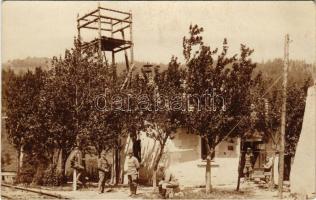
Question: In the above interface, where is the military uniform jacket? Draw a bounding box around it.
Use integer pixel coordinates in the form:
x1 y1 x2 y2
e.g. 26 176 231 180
98 157 110 173
126 156 140 175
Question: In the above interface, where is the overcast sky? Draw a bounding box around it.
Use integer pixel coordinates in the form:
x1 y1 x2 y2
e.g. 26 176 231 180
2 1 315 64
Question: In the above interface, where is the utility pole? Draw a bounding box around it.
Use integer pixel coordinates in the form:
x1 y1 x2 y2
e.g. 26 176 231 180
278 34 289 198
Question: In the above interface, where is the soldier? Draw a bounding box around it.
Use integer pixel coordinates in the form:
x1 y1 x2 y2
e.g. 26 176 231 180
158 164 179 198
125 149 140 197
70 146 87 188
243 147 254 181
97 150 110 194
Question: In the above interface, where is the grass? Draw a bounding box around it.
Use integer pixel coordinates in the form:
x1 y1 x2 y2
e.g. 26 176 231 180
139 187 256 199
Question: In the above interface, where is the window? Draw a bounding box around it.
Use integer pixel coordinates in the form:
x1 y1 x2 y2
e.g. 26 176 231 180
228 145 234 151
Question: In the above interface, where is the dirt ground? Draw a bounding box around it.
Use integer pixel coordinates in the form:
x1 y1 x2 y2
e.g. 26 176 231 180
1 186 55 199
3 180 312 200
4 181 300 200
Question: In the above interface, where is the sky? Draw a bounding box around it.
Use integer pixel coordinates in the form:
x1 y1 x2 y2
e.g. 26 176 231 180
2 1 315 64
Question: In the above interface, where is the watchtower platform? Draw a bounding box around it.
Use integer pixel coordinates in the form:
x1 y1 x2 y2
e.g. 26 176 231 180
77 3 133 69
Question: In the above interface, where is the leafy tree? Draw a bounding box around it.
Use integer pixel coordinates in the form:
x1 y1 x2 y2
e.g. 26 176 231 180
4 67 47 181
182 24 257 192
247 59 313 184
141 57 186 187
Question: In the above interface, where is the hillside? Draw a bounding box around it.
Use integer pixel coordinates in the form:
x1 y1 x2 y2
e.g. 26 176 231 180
2 57 169 75
2 57 52 73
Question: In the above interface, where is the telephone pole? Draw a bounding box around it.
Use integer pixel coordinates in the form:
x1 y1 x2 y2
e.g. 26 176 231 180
278 34 290 198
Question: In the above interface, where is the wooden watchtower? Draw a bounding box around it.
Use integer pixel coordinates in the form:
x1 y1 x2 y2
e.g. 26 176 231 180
77 3 134 72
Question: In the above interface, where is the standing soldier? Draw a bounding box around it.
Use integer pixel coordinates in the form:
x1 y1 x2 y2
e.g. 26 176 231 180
98 150 110 194
125 149 140 197
243 147 254 181
70 146 87 188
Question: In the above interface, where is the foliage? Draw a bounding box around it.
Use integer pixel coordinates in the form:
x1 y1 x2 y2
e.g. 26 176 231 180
143 56 186 171
253 59 313 156
42 164 64 186
2 22 313 188
183 24 257 154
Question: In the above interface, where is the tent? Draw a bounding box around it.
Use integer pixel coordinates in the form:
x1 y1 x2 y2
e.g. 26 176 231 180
290 85 316 196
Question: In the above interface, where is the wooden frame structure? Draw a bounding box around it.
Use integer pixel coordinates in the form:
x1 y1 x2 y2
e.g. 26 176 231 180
77 3 134 69
73 4 134 188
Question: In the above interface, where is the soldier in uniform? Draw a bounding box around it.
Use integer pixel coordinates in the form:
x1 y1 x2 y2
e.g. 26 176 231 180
243 147 254 181
97 150 110 194
158 164 179 198
125 149 140 197
70 146 87 188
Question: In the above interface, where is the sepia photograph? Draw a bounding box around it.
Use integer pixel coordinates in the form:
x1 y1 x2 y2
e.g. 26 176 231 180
1 1 316 199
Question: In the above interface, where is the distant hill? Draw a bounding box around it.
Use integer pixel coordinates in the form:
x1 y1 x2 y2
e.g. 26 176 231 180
2 57 169 75
2 57 52 73
255 58 314 83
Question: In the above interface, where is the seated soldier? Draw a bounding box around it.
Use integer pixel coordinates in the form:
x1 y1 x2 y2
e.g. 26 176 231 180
263 156 273 183
157 164 179 198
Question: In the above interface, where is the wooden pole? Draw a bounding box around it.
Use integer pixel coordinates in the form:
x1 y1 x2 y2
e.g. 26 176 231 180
77 13 81 41
128 11 134 88
73 169 77 191
19 145 24 173
110 19 113 37
120 30 130 71
112 51 116 81
77 13 82 58
98 2 102 63
278 34 289 199
129 11 134 65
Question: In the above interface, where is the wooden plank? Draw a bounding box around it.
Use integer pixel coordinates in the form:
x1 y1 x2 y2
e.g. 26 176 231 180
89 14 114 24
80 18 111 25
77 9 98 21
81 39 98 47
114 45 131 53
78 18 98 29
113 24 130 34
99 6 131 16
113 16 130 26
83 26 111 32
95 14 131 24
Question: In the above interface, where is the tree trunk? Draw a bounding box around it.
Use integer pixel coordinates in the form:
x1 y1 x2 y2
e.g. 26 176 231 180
115 147 120 184
109 138 121 184
60 149 69 183
153 170 158 189
82 150 86 170
19 145 24 171
236 139 243 191
16 146 21 183
121 136 131 184
152 144 165 189
110 147 116 185
54 148 61 171
270 153 276 189
205 157 212 193
205 148 213 193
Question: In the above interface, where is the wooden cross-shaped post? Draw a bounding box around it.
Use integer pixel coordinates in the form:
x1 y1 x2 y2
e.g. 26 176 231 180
73 169 77 191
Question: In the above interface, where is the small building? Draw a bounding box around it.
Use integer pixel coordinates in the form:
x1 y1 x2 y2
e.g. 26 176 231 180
1 171 17 184
124 128 241 187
